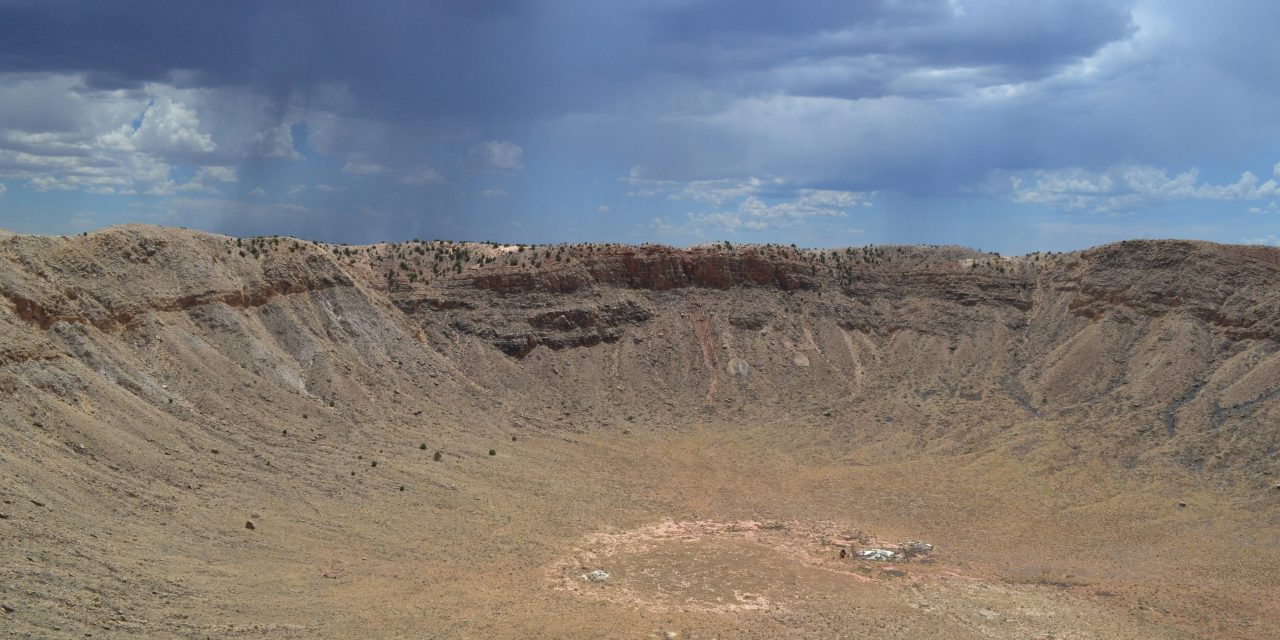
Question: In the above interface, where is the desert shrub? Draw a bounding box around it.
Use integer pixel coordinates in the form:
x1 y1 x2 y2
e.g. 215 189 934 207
433 451 442 461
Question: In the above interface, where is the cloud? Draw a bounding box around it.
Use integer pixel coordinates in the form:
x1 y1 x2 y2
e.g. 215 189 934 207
1242 235 1280 246
196 166 237 183
687 210 767 232
287 184 306 196
629 175 779 206
400 166 445 185
0 182 6 197
611 94 942 189
597 204 610 213
145 170 226 196
342 161 388 175
99 96 216 155
248 122 299 159
637 176 872 235
649 216 696 238
18 149 177 195
248 187 266 197
689 189 868 232
471 140 524 171
315 183 339 192
0 3 1277 248
994 161 1280 212
0 77 242 198
0 73 93 134
480 188 506 197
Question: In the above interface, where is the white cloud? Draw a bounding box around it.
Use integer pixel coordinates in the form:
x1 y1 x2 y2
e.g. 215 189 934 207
248 122 299 159
400 166 445 185
629 176 780 206
638 176 872 235
196 166 237 183
342 161 388 175
687 211 763 232
248 187 266 197
597 204 610 213
0 183 6 197
99 96 216 155
287 184 306 196
1242 235 1280 247
650 215 698 238
146 173 223 196
20 150 175 195
146 181 179 196
480 188 506 197
995 161 1280 212
315 183 339 192
0 77 240 198
690 189 868 232
472 140 524 171
278 203 307 213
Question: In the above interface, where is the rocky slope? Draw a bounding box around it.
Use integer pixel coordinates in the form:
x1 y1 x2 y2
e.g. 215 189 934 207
360 234 1280 484
2 224 1279 639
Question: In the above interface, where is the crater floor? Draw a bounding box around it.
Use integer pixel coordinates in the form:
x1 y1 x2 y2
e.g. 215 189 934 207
3 226 1279 638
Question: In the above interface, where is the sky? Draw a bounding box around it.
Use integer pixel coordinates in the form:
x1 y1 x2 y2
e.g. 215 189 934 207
0 1 1277 253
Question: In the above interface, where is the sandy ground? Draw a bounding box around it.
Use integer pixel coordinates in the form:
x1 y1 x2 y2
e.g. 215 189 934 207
5 415 1277 639
2 226 1279 638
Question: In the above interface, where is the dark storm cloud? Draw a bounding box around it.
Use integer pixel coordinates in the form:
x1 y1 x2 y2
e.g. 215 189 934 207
1 1 1277 250
645 1 1133 89
0 1 1135 119
0 0 552 120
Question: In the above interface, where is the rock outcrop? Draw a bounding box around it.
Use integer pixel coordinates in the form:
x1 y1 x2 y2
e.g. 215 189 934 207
467 247 815 295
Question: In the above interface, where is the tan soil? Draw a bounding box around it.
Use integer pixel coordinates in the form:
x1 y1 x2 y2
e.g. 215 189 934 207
1 225 1279 638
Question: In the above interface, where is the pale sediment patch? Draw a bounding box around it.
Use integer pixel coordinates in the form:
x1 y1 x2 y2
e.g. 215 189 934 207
547 519 967 615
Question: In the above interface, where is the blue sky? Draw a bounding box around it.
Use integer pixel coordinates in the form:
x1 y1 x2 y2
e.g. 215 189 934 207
0 1 1277 253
